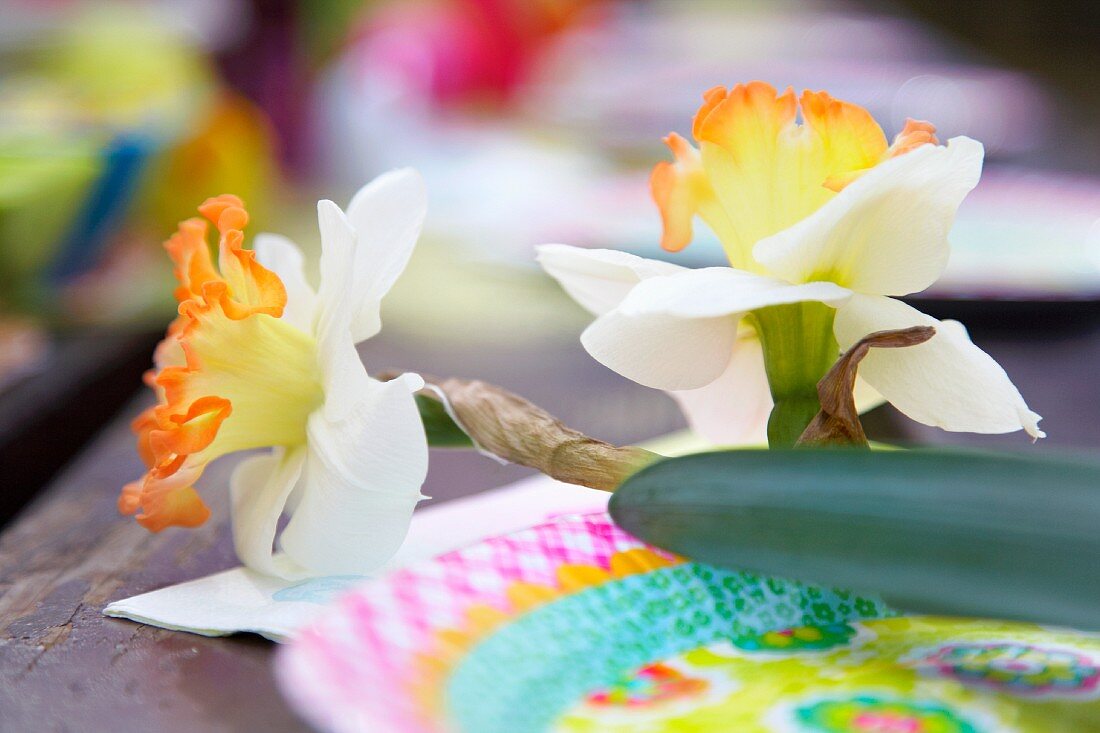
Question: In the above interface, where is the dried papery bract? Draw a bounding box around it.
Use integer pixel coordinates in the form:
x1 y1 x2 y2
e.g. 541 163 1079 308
798 326 935 448
380 372 659 491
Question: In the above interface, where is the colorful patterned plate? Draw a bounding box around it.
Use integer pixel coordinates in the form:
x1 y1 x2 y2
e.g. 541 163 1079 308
276 512 1100 733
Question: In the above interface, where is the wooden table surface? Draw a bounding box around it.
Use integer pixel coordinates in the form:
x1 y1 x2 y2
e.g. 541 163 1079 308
1 323 1097 732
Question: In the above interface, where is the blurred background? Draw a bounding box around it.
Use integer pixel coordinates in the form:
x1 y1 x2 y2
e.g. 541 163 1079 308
1 0 1098 525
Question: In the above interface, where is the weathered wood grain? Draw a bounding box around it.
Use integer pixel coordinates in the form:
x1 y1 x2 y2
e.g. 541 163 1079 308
0 395 304 732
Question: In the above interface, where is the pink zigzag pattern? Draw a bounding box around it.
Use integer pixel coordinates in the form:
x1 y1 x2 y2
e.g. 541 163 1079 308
277 511 669 733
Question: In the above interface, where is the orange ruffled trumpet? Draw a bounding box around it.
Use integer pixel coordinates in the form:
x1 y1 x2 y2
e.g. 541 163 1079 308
121 195 321 532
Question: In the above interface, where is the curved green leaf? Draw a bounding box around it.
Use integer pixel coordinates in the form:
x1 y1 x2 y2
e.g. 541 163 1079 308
416 394 474 449
609 448 1100 629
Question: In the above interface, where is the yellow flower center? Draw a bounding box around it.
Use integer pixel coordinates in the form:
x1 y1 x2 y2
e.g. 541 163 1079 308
651 81 937 271
120 195 323 532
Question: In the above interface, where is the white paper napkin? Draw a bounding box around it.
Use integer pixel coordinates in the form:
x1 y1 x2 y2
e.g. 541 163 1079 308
103 475 610 641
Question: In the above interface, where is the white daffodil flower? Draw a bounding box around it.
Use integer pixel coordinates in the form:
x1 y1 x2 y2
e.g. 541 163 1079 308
540 83 1042 446
121 170 430 578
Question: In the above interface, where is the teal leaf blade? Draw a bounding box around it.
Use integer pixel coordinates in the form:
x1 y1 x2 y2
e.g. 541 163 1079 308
609 448 1100 630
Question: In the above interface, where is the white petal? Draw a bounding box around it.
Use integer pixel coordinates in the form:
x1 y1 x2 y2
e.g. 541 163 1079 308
668 334 771 445
582 309 739 391
754 137 984 296
254 233 317 334
229 447 308 579
617 267 851 319
315 199 358 333
345 168 427 342
834 294 1043 438
314 199 367 422
280 375 429 575
536 244 684 316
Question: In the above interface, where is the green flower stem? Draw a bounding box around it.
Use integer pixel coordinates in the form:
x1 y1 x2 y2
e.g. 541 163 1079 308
767 397 823 448
749 301 839 448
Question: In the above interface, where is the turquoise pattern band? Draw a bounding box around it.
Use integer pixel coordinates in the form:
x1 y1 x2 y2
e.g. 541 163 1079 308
445 562 891 733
